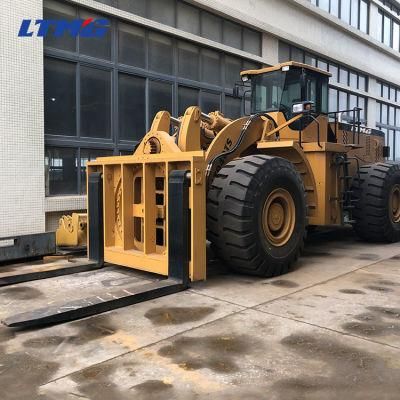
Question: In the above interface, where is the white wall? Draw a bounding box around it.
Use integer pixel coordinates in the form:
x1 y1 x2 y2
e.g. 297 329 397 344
0 0 45 237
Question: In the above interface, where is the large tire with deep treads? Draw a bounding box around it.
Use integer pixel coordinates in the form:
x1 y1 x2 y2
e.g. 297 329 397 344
206 155 307 277
352 162 400 242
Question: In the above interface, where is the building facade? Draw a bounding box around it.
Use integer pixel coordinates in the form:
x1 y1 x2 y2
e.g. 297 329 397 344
1 0 400 237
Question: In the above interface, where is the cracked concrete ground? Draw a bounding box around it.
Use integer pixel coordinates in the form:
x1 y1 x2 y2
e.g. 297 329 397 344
0 227 400 400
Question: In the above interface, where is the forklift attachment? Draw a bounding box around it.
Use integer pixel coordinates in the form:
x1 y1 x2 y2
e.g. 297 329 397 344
0 259 101 287
2 170 190 328
56 213 87 247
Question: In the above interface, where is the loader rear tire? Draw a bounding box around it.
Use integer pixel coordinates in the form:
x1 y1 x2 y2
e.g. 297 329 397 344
352 162 400 242
207 155 306 277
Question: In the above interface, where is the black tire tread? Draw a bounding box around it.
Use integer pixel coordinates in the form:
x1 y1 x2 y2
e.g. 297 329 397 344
206 155 307 277
352 162 400 242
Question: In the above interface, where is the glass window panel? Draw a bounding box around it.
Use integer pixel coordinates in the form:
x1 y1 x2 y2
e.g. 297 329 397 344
329 88 338 113
317 59 328 71
394 22 400 51
390 86 396 101
148 0 175 26
149 80 173 123
43 0 76 51
278 42 290 62
45 147 77 195
395 131 400 160
381 103 388 124
376 102 381 124
383 128 389 146
178 41 200 81
382 84 389 99
117 0 146 16
291 47 304 62
225 96 241 119
358 75 367 91
377 11 383 41
396 108 400 126
330 0 339 17
243 28 261 55
358 96 366 120
79 10 111 60
341 0 351 24
80 148 113 194
377 82 382 96
80 66 111 138
389 106 395 125
339 91 348 111
383 14 391 46
388 130 395 159
225 56 242 88
148 32 173 74
223 20 242 49
319 0 329 12
349 94 357 118
305 54 317 67
329 63 338 82
339 67 349 85
201 49 221 86
177 2 200 35
178 86 199 116
243 61 260 70
351 0 359 28
118 73 146 141
201 11 222 42
118 23 145 68
349 72 358 89
360 0 368 33
200 91 220 113
44 58 76 136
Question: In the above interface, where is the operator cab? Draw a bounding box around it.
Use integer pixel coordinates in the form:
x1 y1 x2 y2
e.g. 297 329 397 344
240 62 331 121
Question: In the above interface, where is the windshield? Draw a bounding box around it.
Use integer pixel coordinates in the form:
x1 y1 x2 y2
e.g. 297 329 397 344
251 69 302 115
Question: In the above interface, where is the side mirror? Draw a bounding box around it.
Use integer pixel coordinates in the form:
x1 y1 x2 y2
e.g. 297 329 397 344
292 101 314 115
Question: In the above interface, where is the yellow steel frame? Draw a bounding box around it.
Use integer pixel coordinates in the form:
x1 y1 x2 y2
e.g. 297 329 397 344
88 151 207 281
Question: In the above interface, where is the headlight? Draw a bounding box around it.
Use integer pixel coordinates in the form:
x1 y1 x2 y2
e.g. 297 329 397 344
292 101 314 115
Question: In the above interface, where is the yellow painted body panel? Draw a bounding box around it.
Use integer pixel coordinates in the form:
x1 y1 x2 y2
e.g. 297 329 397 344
56 213 87 247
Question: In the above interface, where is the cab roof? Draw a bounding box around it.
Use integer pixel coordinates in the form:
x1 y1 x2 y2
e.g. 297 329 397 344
240 61 332 78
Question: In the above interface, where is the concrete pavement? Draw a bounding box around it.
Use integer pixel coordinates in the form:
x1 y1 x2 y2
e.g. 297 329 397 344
0 227 399 399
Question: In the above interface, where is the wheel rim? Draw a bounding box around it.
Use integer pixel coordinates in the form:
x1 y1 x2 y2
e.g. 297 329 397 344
390 184 400 223
262 188 296 247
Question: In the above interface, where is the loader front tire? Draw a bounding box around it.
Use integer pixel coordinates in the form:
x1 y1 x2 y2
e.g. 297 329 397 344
207 155 306 277
352 162 400 242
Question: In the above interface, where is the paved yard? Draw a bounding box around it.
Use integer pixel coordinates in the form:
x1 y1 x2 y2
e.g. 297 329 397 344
0 227 400 400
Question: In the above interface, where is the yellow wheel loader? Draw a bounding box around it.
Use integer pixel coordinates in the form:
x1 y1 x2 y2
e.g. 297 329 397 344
3 61 399 328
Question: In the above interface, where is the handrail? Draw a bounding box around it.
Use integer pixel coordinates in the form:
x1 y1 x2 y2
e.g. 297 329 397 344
327 107 362 144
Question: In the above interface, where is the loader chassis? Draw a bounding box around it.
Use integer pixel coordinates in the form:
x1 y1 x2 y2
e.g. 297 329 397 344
3 61 398 329
87 62 387 282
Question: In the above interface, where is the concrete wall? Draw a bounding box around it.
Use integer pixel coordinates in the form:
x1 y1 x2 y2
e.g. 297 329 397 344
0 0 45 237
